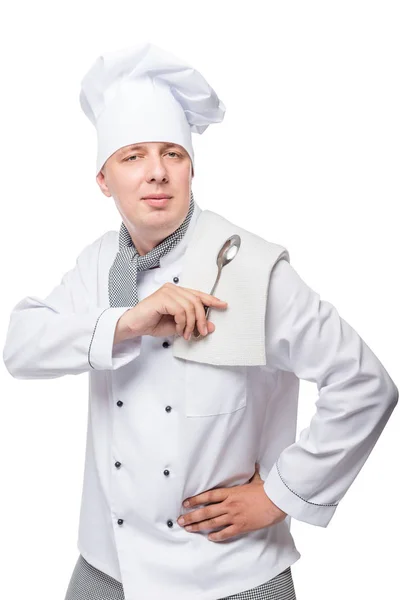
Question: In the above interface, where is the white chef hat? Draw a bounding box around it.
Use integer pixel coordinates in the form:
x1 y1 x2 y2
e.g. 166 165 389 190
79 42 226 177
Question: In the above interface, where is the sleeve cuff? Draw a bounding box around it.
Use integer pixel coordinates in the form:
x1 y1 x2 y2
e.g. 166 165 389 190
88 307 141 371
263 462 338 528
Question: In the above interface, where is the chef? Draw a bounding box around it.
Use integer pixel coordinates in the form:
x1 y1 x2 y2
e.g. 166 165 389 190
2 42 398 600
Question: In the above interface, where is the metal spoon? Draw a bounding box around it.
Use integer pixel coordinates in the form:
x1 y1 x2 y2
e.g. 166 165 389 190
192 234 241 340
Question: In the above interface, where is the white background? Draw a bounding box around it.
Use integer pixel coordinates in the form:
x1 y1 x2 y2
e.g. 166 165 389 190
1 1 399 599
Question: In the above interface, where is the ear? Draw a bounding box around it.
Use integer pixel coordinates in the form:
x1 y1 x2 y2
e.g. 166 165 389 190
96 169 112 198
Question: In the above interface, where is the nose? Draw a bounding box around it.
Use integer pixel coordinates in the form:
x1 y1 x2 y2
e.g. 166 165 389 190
145 157 169 184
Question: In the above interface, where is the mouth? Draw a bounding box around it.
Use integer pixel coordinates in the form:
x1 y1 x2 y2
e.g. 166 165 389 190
142 195 172 207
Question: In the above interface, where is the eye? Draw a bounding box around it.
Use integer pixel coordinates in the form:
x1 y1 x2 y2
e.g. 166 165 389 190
167 152 180 157
126 155 138 161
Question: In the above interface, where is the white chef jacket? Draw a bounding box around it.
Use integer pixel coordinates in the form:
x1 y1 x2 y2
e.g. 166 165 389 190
3 201 398 600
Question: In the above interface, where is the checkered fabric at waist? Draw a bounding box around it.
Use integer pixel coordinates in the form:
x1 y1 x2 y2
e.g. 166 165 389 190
64 554 296 599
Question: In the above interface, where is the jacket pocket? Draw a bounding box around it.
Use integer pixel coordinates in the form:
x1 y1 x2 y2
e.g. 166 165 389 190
184 360 247 417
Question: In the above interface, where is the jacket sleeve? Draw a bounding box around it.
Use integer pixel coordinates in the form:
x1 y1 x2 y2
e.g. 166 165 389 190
262 258 398 527
2 234 142 379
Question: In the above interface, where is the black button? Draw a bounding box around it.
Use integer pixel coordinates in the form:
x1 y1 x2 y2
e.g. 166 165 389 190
167 520 173 528
164 469 170 476
173 276 179 283
165 405 172 412
162 341 170 348
117 400 123 407
117 518 124 525
115 461 121 468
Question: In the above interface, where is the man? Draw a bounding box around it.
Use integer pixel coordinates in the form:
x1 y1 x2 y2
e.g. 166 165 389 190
3 42 398 600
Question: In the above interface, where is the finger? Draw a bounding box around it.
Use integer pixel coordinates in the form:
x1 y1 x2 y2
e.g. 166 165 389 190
180 286 228 309
208 524 240 542
154 315 183 338
170 286 214 337
166 289 200 340
185 513 231 533
181 503 228 526
161 293 189 338
207 321 215 334
183 488 227 508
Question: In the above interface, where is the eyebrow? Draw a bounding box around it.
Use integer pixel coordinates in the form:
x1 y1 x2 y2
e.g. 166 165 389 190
118 142 181 155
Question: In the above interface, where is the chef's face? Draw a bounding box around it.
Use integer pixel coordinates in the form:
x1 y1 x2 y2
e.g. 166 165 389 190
96 141 193 253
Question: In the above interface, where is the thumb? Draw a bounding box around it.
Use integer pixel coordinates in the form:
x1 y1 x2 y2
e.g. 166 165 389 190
249 462 262 483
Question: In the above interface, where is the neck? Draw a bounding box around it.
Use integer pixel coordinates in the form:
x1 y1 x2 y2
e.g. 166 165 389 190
132 233 168 256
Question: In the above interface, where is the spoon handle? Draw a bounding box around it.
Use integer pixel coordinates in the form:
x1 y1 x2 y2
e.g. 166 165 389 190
210 266 222 296
192 266 222 339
